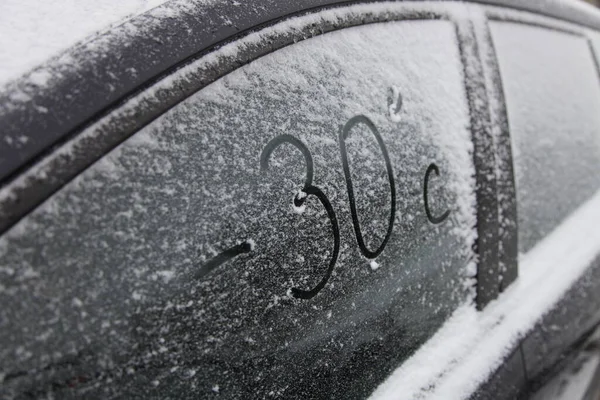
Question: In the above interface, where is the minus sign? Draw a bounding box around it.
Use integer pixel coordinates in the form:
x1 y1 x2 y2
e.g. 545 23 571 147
196 241 253 280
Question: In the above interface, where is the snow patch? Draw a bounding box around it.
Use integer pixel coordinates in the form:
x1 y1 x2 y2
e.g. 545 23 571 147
369 260 380 271
387 86 403 122
0 0 169 87
293 191 307 214
154 270 175 283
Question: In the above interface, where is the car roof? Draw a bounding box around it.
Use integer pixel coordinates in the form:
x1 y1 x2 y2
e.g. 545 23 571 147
0 0 168 89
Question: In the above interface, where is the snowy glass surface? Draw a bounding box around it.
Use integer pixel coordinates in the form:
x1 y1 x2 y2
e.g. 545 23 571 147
0 20 475 398
491 22 600 254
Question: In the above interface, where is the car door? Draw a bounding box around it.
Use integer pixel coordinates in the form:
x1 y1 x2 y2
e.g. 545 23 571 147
0 2 489 398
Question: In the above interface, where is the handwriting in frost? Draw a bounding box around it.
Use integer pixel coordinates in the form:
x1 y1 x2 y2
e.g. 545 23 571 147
260 135 340 300
200 111 450 299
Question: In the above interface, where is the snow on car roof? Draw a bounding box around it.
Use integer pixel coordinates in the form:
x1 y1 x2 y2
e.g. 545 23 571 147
0 0 168 88
1 0 599 91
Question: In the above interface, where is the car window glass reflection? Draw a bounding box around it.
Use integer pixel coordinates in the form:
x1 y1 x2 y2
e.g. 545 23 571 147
491 21 600 254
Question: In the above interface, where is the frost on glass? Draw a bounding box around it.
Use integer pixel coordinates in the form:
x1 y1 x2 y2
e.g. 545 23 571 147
491 22 600 254
0 20 475 398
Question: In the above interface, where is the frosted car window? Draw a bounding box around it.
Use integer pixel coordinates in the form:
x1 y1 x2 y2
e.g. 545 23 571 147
491 22 600 254
0 20 475 398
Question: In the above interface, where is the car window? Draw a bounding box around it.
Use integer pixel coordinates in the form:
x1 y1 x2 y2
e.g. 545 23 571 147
0 20 476 398
490 21 600 254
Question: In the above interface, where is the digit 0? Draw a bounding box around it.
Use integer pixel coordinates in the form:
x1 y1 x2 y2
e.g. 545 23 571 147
339 115 396 259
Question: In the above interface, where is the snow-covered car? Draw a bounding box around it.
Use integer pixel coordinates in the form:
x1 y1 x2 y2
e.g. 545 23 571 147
1 0 600 399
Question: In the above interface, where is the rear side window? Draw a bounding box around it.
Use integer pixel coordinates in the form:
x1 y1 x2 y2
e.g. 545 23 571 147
0 19 476 398
490 21 600 253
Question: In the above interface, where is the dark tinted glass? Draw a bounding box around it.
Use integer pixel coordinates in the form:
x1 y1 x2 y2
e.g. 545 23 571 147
491 21 600 253
0 20 476 399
